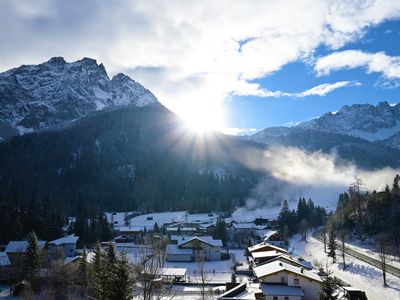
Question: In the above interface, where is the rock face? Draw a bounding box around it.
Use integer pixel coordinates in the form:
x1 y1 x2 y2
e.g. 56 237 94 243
296 101 400 142
0 57 159 140
252 101 400 145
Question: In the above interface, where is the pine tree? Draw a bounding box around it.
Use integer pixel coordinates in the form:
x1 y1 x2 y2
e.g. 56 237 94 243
327 230 337 263
105 243 118 295
319 271 338 300
92 243 108 300
109 252 133 300
79 247 89 288
214 218 228 246
24 231 41 279
153 222 160 233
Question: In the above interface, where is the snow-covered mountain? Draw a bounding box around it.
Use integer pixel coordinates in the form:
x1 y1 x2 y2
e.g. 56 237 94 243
0 57 159 141
252 101 400 146
296 101 400 142
249 101 400 167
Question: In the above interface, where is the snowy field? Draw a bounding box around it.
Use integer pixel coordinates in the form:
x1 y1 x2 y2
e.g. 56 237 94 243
289 232 400 300
106 211 220 230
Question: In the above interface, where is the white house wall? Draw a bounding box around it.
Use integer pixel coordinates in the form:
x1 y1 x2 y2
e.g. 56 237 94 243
259 271 321 300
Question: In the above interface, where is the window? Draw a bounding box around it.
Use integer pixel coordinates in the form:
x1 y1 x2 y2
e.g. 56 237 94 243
280 276 285 283
273 297 278 300
284 297 289 300
294 278 299 285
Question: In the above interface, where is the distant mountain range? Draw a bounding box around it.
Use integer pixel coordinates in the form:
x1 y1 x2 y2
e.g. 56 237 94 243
249 101 400 169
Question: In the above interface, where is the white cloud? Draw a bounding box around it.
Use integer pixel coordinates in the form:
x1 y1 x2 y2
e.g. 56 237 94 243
235 81 361 98
0 0 400 117
315 50 400 79
296 80 361 96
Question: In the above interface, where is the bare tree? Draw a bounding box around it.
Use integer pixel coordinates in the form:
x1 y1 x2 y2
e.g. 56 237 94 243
132 245 174 300
321 227 327 253
377 232 390 286
196 257 212 300
349 178 364 236
338 230 347 270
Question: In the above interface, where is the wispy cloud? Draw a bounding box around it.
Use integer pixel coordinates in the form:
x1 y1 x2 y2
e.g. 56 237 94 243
235 145 400 210
235 81 361 98
315 50 400 79
296 81 361 97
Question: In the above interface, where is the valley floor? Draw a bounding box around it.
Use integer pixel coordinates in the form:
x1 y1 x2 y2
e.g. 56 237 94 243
289 232 400 300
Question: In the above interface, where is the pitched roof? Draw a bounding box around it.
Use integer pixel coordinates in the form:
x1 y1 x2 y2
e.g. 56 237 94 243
166 244 193 255
265 254 313 270
260 283 304 296
159 267 187 277
178 236 223 247
253 260 322 283
5 240 46 253
248 242 287 254
0 252 11 266
251 250 281 259
49 234 79 245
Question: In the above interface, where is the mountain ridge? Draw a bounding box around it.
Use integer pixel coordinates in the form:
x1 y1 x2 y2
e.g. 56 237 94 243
252 101 400 149
0 56 159 141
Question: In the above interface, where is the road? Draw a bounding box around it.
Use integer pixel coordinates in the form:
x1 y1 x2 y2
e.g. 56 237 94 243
312 229 400 278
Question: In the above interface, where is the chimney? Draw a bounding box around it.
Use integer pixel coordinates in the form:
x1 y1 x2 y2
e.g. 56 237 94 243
279 262 283 266
300 268 304 273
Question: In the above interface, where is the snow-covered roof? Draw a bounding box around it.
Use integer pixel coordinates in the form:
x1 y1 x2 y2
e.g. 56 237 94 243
166 244 192 255
159 267 187 277
49 234 79 246
232 222 267 230
251 250 281 259
178 236 223 248
166 227 198 232
248 242 287 254
64 256 79 265
260 283 304 296
253 260 322 283
118 226 145 233
0 252 11 266
217 282 261 299
265 254 313 270
5 240 46 253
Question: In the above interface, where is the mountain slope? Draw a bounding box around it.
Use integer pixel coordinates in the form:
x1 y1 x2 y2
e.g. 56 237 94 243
0 105 261 214
0 57 158 140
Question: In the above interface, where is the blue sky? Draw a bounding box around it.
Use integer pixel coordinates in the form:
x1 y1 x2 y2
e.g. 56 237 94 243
1 1 400 135
226 20 400 131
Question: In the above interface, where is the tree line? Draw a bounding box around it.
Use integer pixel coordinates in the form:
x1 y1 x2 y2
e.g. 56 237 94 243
277 197 327 243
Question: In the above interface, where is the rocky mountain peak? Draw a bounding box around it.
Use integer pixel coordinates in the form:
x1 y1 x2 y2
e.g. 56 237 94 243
0 57 160 140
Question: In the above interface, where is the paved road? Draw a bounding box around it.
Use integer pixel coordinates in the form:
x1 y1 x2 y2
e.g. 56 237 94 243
313 229 400 278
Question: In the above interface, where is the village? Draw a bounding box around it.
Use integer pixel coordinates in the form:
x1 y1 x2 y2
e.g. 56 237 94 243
0 210 368 299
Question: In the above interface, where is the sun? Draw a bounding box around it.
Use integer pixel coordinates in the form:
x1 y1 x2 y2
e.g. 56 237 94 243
178 101 224 133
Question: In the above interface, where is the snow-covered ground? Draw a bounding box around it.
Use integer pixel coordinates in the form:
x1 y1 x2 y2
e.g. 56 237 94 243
106 211 220 231
345 238 400 270
0 285 14 299
163 249 249 284
289 232 400 300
